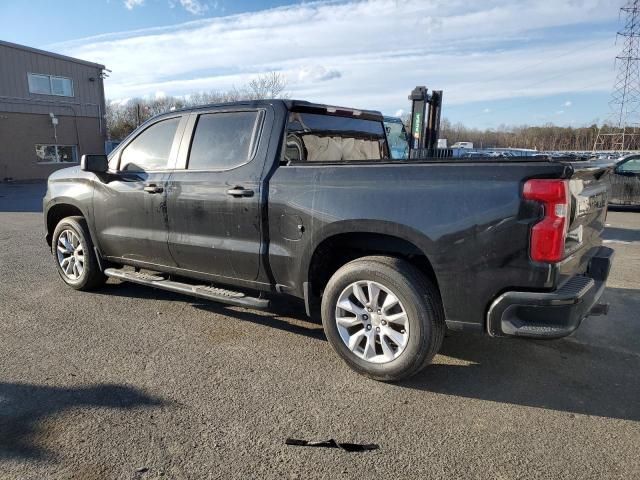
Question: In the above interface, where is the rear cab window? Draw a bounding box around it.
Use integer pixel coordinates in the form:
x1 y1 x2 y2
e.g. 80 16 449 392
284 109 389 163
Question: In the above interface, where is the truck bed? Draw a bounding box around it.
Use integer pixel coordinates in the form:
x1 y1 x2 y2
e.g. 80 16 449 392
268 158 610 331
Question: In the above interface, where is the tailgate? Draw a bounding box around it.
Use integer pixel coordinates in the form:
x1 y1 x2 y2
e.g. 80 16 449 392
560 162 612 278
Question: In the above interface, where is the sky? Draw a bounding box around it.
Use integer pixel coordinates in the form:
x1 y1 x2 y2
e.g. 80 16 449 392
0 0 626 128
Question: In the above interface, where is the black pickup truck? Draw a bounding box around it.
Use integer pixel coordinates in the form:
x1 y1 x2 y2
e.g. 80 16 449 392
43 99 614 381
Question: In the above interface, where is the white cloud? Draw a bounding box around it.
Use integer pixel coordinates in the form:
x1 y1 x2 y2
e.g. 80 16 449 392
564 100 573 107
110 97 132 106
178 0 208 15
123 0 144 10
394 109 404 118
297 65 341 83
52 0 619 116
155 90 167 99
483 108 491 113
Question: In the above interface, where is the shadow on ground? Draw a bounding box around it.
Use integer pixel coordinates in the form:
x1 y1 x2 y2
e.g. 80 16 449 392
96 281 326 341
0 183 46 212
602 225 640 242
608 204 640 213
0 383 164 462
402 333 639 421
95 281 640 422
403 286 640 422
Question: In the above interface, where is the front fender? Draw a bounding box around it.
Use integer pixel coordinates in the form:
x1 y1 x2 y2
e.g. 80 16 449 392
44 174 97 247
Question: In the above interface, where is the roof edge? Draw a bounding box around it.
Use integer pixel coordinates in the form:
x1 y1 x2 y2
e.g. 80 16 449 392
161 99 383 120
0 40 106 69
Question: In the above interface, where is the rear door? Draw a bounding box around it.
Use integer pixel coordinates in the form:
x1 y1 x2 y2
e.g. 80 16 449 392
165 107 267 282
93 115 186 266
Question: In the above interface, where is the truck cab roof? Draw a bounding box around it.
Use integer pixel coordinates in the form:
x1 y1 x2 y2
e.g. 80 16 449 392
167 99 384 122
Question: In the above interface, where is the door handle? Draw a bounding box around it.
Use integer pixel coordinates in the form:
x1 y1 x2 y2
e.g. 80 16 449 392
143 184 164 194
226 187 254 197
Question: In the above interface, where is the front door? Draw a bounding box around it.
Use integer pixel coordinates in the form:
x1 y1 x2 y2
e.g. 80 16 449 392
166 108 267 282
611 156 640 205
93 115 185 267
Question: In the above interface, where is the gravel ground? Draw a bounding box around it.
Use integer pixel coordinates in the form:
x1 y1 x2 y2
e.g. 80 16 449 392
0 183 639 479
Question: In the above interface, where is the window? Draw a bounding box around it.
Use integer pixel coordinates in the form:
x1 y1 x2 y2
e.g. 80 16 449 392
28 73 74 97
384 119 409 160
28 74 51 94
188 111 260 170
285 112 386 162
618 158 640 173
120 117 181 171
35 145 78 163
51 76 73 96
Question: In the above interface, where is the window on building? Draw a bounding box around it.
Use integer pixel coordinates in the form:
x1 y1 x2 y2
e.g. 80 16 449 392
188 111 261 170
120 117 181 171
28 73 74 97
35 145 78 163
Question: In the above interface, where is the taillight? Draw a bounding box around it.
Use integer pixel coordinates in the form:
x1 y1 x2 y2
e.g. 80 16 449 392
523 179 569 263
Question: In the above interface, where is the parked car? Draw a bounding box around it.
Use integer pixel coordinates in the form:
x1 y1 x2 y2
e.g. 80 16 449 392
608 154 640 206
451 141 474 149
383 116 409 160
43 99 614 381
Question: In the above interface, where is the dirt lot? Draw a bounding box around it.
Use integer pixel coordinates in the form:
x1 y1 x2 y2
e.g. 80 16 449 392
1 183 639 479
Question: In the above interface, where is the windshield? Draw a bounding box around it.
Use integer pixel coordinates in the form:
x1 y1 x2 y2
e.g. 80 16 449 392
384 119 409 160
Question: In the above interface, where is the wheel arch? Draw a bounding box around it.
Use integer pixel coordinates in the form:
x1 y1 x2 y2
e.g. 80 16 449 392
45 200 92 246
302 221 440 301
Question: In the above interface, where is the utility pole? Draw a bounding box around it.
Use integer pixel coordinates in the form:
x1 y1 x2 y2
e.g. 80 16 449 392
594 0 640 152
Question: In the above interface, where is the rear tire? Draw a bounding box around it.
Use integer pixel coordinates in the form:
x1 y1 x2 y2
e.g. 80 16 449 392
52 216 106 291
321 255 445 382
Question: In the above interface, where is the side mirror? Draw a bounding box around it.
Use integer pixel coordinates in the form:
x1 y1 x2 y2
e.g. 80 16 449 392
81 154 108 173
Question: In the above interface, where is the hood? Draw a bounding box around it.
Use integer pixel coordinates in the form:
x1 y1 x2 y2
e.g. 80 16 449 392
47 166 85 182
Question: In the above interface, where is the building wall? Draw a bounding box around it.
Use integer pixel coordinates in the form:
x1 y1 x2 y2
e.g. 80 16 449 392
0 41 107 181
0 41 106 118
0 112 104 181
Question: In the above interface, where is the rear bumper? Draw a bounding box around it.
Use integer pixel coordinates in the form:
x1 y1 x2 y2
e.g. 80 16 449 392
487 246 615 339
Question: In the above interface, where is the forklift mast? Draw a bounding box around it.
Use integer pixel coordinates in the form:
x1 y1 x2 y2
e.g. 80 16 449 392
408 86 443 157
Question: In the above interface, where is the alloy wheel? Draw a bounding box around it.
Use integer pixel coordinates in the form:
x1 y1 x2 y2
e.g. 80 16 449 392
56 229 84 280
334 280 409 364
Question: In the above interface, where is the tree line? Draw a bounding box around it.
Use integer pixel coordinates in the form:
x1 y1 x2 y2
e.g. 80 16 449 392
106 72 288 140
107 74 632 152
436 119 638 152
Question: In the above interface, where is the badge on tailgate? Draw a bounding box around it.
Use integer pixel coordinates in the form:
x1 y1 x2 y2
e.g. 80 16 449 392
576 191 607 217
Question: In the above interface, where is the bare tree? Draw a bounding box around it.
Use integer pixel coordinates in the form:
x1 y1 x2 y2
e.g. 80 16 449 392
438 119 604 152
106 72 289 139
108 72 608 152
247 72 288 100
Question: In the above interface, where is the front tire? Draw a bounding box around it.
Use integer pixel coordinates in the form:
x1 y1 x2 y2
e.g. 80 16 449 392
52 216 106 291
321 256 444 382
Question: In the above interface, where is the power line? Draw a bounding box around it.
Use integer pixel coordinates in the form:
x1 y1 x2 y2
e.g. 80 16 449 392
594 0 640 151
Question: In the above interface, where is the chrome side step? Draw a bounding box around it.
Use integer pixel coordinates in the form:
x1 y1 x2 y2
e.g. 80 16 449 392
104 268 270 309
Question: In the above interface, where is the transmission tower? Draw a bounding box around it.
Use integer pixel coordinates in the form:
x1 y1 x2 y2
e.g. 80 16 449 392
594 0 640 152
